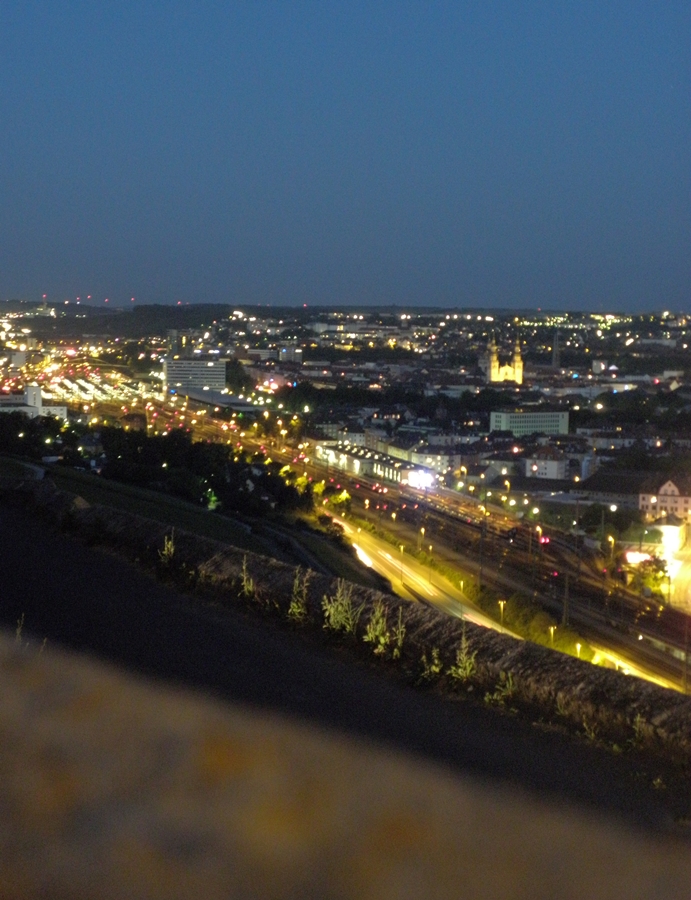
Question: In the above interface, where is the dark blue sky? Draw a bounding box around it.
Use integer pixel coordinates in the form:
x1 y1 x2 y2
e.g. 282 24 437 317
1 2 689 310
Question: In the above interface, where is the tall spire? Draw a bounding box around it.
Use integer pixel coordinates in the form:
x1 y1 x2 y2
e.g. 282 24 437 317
552 330 560 369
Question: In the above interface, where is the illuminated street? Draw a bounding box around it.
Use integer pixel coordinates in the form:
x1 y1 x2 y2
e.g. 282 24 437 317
338 516 510 634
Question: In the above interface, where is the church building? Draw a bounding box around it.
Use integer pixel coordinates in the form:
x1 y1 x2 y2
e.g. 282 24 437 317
479 336 523 385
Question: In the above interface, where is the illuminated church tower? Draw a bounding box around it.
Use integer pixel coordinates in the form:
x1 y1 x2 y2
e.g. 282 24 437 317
511 337 523 384
487 335 500 382
482 334 523 385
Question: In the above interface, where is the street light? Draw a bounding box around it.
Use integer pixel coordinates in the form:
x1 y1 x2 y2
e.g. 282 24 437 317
600 503 617 547
549 625 556 646
498 599 506 628
607 534 615 563
418 526 425 551
576 642 582 659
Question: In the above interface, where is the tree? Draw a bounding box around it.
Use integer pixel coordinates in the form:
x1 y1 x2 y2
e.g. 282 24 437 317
225 359 254 393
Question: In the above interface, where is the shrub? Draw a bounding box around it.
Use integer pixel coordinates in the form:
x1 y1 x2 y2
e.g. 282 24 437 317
555 693 569 718
363 600 390 655
582 718 598 742
288 567 311 624
158 528 175 566
484 671 515 706
240 555 256 599
628 712 649 748
420 647 443 681
448 623 477 683
322 579 364 635
391 608 406 660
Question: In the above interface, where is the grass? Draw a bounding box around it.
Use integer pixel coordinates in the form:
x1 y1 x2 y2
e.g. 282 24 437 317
0 457 40 479
2 457 387 587
391 608 406 660
3 455 388 591
44 465 261 551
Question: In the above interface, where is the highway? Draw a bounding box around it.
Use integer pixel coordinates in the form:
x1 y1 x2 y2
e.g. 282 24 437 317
339 516 681 691
589 643 678 691
338 517 509 634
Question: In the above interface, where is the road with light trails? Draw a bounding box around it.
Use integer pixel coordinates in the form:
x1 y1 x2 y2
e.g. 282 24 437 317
338 516 689 691
589 643 678 691
336 516 516 637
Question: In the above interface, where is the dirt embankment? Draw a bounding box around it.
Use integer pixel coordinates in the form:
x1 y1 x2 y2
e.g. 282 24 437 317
4 476 691 759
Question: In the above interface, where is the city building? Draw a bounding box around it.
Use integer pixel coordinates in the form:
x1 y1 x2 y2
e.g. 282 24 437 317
523 446 568 480
0 385 67 419
573 470 649 510
314 441 434 488
489 410 569 436
278 346 303 364
639 478 691 522
480 336 523 385
163 357 228 393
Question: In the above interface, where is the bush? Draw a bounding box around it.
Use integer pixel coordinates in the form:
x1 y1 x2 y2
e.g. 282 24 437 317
287 568 311 624
322 579 364 635
419 647 443 682
448 624 477 684
363 600 390 655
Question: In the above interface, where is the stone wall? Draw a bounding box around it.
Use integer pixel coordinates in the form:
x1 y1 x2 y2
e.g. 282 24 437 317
1 631 689 899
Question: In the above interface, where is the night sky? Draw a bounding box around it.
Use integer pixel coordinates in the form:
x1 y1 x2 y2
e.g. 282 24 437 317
1 2 689 310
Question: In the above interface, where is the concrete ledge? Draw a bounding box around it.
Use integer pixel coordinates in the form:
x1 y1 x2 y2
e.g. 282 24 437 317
1 631 689 899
